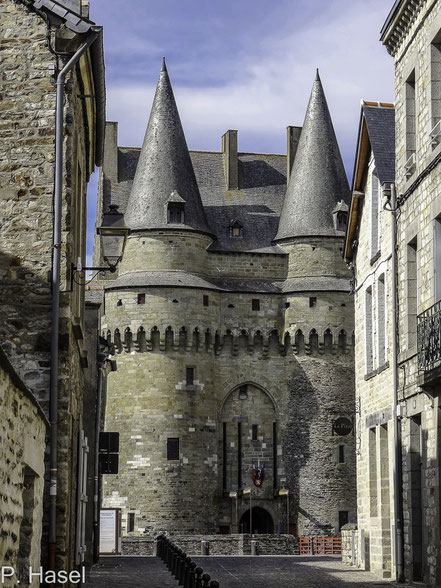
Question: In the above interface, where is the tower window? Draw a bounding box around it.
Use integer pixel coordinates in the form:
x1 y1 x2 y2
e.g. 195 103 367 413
229 220 242 238
252 299 260 311
238 385 248 400
167 438 180 460
137 293 145 304
186 367 194 385
338 445 345 464
203 295 209 307
309 297 317 308
252 424 258 441
167 202 184 224
127 513 135 532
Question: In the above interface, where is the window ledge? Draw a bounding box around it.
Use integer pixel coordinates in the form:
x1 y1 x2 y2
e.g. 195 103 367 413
364 369 378 381
370 250 381 265
398 346 417 365
377 361 390 374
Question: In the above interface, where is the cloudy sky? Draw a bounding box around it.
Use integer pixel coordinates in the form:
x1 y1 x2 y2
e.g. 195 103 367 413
86 0 395 259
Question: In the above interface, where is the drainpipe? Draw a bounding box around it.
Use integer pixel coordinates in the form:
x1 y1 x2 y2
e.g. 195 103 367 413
49 28 101 572
389 182 404 582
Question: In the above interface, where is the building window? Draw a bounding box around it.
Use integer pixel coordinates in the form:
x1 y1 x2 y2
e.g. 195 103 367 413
167 202 184 224
252 299 260 311
252 424 258 441
127 513 135 532
186 367 194 386
117 299 122 306
229 220 242 238
309 297 317 308
430 41 441 144
370 168 380 259
203 295 209 307
369 428 377 517
238 385 248 399
407 238 417 349
338 445 345 464
137 293 145 304
378 273 386 366
338 511 349 532
365 286 373 373
167 438 179 460
405 70 416 176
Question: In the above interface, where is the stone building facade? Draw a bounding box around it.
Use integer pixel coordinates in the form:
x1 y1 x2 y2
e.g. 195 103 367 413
344 102 395 578
96 63 357 538
343 1 441 585
0 0 105 578
380 1 441 584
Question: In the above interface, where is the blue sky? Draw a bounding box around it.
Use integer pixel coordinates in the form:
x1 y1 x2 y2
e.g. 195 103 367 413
86 0 395 261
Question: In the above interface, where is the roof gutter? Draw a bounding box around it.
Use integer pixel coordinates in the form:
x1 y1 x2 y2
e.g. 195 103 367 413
48 27 101 574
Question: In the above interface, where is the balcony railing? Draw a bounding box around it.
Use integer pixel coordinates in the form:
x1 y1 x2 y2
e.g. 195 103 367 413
417 300 441 374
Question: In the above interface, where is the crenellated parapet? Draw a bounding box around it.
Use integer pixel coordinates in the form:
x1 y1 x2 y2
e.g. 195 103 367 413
104 324 354 356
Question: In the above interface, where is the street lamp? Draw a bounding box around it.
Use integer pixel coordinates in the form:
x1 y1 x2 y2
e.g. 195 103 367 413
72 205 130 286
96 205 130 270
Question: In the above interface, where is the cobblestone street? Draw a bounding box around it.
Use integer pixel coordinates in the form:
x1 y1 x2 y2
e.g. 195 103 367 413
85 556 409 588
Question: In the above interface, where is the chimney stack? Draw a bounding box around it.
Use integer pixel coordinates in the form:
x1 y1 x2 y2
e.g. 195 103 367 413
222 130 238 190
103 121 119 184
286 126 302 184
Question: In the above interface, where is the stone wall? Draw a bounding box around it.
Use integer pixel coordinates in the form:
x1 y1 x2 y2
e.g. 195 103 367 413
0 0 101 575
341 524 359 568
0 346 47 586
102 277 356 538
121 534 298 556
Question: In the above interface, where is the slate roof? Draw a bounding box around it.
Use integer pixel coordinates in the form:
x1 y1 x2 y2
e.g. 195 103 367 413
275 71 350 241
124 59 211 235
104 270 350 294
103 148 288 254
362 105 395 184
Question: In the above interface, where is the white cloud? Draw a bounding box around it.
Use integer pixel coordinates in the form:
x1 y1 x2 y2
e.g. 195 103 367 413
106 0 394 172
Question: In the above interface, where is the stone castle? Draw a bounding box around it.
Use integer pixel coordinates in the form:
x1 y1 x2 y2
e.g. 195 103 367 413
96 60 357 538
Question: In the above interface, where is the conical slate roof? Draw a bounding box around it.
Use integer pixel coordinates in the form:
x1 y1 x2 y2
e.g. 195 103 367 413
275 71 350 241
124 59 212 234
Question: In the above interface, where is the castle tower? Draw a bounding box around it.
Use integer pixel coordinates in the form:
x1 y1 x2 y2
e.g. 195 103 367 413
99 63 356 539
274 71 355 536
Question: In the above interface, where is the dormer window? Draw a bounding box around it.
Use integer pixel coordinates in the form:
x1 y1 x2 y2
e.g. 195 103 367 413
229 220 242 238
166 190 185 224
332 200 348 232
167 202 184 224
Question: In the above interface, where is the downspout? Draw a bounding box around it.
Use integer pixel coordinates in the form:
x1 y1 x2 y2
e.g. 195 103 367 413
49 27 101 572
390 182 404 582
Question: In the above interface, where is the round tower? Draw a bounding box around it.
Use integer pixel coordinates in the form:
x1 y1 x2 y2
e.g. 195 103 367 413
274 71 356 536
101 60 219 535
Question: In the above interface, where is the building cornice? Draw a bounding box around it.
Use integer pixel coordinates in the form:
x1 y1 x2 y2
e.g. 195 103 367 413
380 0 425 56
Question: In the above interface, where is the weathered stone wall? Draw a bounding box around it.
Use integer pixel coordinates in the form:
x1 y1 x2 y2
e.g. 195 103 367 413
0 0 100 576
388 1 441 585
0 346 47 587
341 524 359 567
121 534 298 556
102 275 356 539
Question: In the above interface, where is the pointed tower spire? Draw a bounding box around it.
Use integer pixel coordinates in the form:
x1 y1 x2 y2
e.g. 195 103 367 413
275 72 349 241
124 60 211 234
